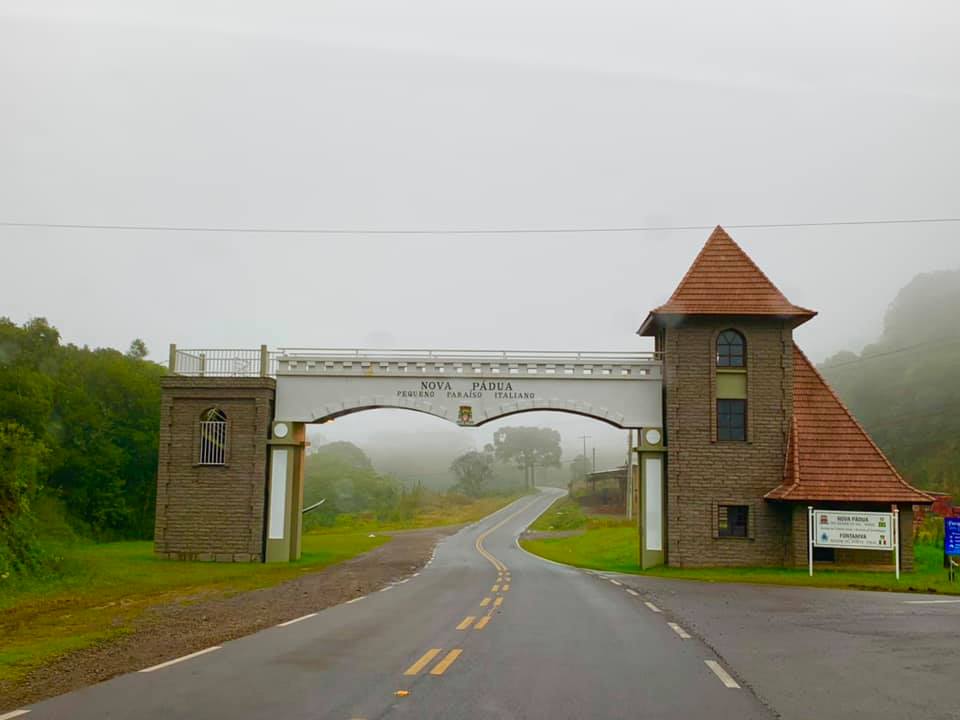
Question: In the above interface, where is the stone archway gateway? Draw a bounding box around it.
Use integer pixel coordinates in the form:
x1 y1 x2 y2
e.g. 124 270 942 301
154 226 932 569
156 348 666 563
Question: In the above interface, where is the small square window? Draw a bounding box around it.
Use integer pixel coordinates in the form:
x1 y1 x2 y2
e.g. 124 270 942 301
717 399 746 441
719 505 749 538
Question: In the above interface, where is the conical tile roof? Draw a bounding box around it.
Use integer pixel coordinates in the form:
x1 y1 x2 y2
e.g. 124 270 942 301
638 226 816 335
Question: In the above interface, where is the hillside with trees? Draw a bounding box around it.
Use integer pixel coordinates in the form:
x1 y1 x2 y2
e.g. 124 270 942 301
0 318 165 579
821 269 960 498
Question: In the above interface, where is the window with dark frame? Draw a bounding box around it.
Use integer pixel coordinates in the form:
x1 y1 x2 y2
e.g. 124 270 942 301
717 398 747 441
716 329 746 367
718 504 749 538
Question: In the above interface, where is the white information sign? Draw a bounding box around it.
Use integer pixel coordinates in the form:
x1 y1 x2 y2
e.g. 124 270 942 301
808 507 900 580
268 449 288 540
812 510 895 550
644 457 663 552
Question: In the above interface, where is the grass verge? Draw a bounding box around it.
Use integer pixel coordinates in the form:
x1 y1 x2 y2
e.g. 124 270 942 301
313 493 529 534
527 495 634 533
521 525 960 595
0 492 523 685
0 532 387 684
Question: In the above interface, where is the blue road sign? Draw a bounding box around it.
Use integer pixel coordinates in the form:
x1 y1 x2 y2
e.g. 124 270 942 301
946 517 960 556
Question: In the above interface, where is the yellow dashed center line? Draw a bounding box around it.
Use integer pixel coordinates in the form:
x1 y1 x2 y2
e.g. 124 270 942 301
474 616 491 630
404 649 442 676
480 597 491 607
474 497 540 573
491 584 500 592
456 616 476 630
429 649 463 675
494 597 503 607
501 584 510 592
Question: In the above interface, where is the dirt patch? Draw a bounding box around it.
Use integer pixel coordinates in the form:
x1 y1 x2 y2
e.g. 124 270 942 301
0 526 456 712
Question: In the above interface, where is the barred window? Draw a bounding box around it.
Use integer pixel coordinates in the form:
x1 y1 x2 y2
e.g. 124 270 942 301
199 407 227 465
717 330 746 368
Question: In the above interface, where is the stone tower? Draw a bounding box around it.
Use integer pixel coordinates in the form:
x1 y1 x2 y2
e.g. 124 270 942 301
638 227 817 567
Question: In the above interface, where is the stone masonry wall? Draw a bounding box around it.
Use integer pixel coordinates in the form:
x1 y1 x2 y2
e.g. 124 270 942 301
663 317 794 567
154 377 275 562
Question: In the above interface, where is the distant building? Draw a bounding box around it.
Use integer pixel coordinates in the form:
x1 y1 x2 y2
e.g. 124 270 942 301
638 227 932 569
577 466 629 513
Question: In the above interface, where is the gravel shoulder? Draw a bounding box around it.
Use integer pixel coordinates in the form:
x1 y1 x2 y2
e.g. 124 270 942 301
0 526 455 711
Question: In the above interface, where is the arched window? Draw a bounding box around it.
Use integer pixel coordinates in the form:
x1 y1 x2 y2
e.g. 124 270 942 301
716 330 746 367
199 407 227 465
716 330 747 441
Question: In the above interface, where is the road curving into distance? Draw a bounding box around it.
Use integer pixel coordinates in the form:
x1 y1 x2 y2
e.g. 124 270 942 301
12 489 773 720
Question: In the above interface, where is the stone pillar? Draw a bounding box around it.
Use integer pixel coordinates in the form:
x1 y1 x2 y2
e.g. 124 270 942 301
155 377 275 562
898 505 915 573
637 427 666 569
265 421 307 563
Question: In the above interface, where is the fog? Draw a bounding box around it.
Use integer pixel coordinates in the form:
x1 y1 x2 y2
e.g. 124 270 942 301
2 0 958 465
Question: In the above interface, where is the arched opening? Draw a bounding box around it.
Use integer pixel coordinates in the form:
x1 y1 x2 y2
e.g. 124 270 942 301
299 407 639 532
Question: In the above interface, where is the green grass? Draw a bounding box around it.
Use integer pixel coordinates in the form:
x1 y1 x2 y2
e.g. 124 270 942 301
314 493 528 534
528 496 588 531
0 532 387 684
528 495 634 533
521 525 960 595
0 492 524 685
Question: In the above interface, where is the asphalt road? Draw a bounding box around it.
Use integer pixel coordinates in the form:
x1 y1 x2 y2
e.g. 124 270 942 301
14 489 773 720
605 570 960 720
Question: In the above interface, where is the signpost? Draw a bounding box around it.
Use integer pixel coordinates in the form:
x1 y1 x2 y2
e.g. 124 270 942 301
946 517 960 582
808 507 900 580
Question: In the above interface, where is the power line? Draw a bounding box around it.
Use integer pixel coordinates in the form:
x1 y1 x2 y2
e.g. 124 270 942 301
1 217 959 235
819 337 960 370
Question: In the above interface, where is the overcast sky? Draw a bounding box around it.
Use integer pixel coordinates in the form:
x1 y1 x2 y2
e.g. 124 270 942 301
2 0 958 453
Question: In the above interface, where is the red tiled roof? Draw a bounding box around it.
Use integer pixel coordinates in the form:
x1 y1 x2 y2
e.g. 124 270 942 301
766 344 933 504
638 226 816 335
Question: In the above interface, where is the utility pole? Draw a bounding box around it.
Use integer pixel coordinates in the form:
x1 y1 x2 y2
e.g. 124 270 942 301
592 447 597 472
626 429 634 520
579 435 591 481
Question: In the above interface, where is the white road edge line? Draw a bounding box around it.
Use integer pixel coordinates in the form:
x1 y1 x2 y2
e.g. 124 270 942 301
277 613 317 627
626 588 640 597
667 622 691 639
380 586 394 592
904 599 960 604
139 646 221 673
705 660 741 689
346 596 365 604
644 601 661 613
0 709 31 720
609 579 623 587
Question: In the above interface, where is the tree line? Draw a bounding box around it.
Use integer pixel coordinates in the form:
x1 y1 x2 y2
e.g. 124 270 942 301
302 427 565 528
0 318 164 577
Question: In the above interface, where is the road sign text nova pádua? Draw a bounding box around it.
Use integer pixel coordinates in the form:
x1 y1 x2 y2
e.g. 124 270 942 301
808 508 900 580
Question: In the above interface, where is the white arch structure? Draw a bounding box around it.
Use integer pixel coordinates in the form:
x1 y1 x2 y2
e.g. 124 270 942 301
272 349 662 429
168 346 666 564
